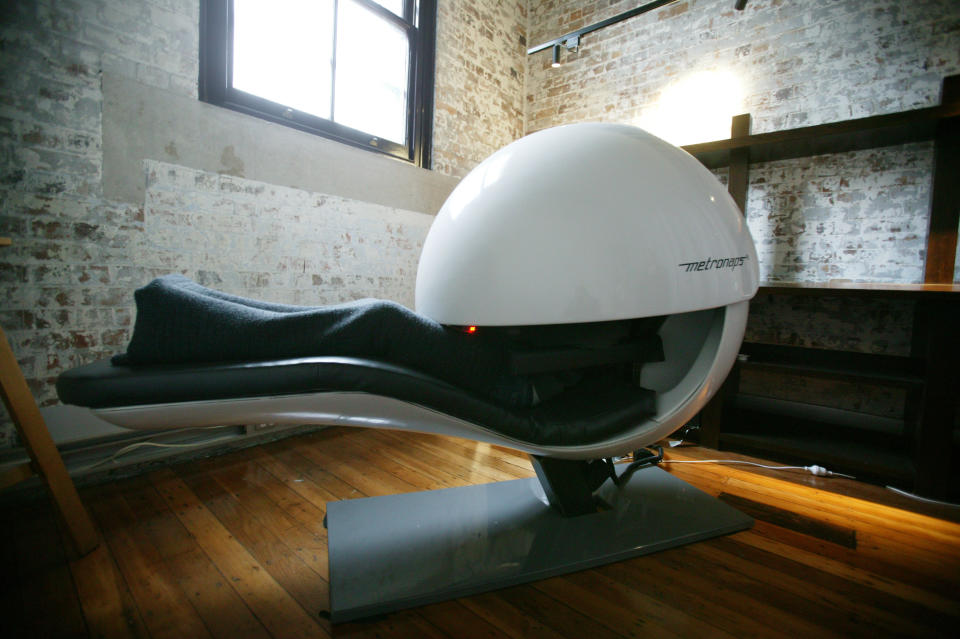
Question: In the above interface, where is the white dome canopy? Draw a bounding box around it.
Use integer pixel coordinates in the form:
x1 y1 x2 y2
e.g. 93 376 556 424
416 123 758 326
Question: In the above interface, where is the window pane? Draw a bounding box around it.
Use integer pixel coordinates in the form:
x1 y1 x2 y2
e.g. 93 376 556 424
232 0 334 119
335 0 409 143
369 0 405 17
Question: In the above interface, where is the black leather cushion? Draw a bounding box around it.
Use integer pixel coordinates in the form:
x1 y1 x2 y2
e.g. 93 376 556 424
56 356 655 446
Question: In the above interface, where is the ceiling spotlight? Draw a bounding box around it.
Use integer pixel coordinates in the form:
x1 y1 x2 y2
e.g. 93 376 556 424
551 44 562 68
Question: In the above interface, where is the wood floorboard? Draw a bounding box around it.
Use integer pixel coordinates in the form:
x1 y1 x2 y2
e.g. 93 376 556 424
456 590 570 639
530 573 684 638
699 536 954 636
334 606 452 639
733 529 960 615
162 468 331 638
490 582 639 639
87 484 214 639
116 476 274 639
661 459 960 591
2 426 958 638
417 599 516 639
55 490 150 639
151 469 330 639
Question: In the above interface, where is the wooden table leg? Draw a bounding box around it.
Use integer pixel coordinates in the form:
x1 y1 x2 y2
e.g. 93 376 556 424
0 327 98 555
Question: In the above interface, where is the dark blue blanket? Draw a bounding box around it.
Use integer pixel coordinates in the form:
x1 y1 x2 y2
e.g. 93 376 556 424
113 275 532 407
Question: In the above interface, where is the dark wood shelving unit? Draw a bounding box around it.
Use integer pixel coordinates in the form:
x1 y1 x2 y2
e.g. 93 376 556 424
683 101 960 169
688 75 960 499
737 341 925 388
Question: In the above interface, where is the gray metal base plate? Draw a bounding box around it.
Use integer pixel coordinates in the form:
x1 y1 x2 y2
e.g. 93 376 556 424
327 465 752 623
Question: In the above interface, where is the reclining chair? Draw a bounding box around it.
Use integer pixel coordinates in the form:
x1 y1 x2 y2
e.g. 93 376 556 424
57 123 759 622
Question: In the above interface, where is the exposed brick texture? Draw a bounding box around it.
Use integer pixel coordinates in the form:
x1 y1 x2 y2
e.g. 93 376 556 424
1 0 959 447
524 0 959 417
1 0 195 446
142 160 431 307
746 143 934 283
526 0 960 285
0 0 469 446
433 0 528 177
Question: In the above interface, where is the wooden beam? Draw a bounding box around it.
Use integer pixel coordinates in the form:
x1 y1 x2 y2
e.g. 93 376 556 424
698 113 752 449
728 113 751 214
923 74 960 283
0 327 98 555
909 299 959 498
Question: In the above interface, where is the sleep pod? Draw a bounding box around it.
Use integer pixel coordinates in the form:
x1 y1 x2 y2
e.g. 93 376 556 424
57 123 759 622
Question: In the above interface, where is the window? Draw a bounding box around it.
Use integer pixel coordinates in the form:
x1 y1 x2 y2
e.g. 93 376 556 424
200 0 436 167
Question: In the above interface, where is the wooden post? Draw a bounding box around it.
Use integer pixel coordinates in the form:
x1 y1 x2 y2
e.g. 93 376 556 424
0 238 98 555
923 75 960 283
909 298 959 498
728 113 752 214
698 114 752 449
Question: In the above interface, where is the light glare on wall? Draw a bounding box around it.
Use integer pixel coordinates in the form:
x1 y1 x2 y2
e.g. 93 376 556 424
636 71 744 146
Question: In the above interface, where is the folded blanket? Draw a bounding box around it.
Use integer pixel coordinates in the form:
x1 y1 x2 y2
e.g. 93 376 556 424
113 275 531 406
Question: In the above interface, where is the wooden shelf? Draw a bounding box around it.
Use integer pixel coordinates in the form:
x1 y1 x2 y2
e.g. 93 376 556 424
721 396 913 483
739 342 924 388
682 102 960 169
719 431 914 484
756 281 960 300
695 75 959 498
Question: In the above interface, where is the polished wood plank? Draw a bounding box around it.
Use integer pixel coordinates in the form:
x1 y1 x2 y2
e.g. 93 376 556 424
334 607 451 639
696 536 955 637
288 432 421 497
0 326 98 555
498 584 632 638
376 429 533 482
249 442 357 505
733 528 959 616
2 428 958 638
150 468 329 639
206 455 330 579
542 568 738 639
457 591 569 639
87 486 214 639
63 537 148 639
660 455 960 588
533 573 683 638
416 599 515 639
118 477 273 639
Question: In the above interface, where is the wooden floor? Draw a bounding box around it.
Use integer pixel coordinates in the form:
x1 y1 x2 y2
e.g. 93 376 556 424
2 426 959 638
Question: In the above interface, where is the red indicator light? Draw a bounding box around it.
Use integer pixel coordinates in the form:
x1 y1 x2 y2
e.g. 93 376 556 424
467 325 477 334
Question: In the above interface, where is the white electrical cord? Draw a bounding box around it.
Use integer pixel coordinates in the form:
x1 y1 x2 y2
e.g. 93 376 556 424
658 458 857 479
75 436 238 473
885 486 960 509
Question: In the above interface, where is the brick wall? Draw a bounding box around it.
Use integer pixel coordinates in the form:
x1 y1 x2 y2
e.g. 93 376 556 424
1 0 200 447
526 0 960 284
433 0 528 177
141 160 432 307
0 0 497 447
2 1 958 448
525 0 959 418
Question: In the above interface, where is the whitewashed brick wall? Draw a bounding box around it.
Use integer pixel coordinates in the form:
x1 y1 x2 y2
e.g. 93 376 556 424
524 0 959 419
433 0 528 177
0 0 473 447
2 0 958 447
525 0 960 284
141 160 432 307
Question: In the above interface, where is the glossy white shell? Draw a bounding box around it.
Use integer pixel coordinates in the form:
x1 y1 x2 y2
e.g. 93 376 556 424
416 123 758 326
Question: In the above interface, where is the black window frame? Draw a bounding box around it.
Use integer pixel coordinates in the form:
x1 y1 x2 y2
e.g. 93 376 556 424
199 0 436 168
